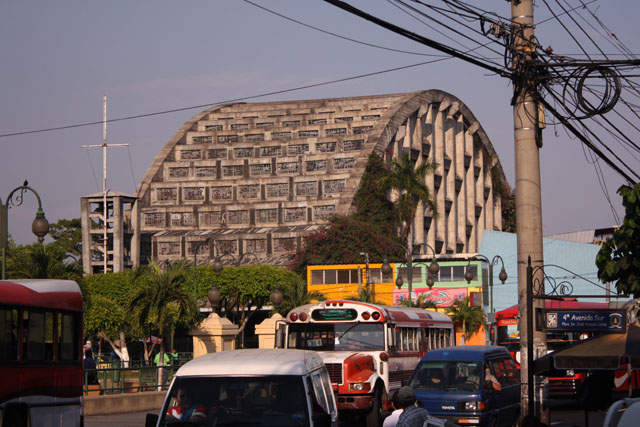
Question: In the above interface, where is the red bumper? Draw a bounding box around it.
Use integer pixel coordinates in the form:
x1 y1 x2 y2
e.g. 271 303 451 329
335 393 374 411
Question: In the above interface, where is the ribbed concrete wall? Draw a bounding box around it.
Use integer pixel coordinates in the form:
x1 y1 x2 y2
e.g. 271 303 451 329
135 90 507 264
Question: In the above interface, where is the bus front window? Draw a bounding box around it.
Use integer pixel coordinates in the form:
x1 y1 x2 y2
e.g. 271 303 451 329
288 323 384 351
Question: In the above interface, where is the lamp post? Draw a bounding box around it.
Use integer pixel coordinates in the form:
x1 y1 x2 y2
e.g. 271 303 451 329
192 238 211 306
381 243 439 303
464 254 507 315
1 181 49 279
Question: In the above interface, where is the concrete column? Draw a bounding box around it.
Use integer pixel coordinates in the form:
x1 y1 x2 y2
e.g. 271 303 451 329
191 313 239 358
255 313 284 349
81 197 92 275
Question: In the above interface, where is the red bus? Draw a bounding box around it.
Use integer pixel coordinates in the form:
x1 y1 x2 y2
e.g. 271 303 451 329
495 299 637 398
278 300 454 426
0 280 84 427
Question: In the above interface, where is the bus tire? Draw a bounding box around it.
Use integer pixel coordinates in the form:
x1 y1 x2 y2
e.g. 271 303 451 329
365 386 383 427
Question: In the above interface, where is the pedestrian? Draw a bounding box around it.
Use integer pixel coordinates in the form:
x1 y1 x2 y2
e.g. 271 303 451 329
395 386 429 427
382 390 403 427
154 347 171 387
171 348 179 367
83 349 100 385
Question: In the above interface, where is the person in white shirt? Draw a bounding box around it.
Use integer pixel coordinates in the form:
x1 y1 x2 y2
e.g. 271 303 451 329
383 390 404 427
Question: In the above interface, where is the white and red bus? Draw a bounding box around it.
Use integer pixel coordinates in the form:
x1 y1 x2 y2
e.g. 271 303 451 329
277 300 454 426
0 279 84 427
495 299 638 398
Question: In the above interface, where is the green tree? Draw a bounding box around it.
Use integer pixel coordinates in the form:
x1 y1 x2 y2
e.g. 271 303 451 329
397 294 438 309
83 270 142 364
446 296 485 342
6 243 80 280
378 152 438 242
48 218 82 267
276 275 326 315
596 183 640 297
128 260 197 362
198 264 302 339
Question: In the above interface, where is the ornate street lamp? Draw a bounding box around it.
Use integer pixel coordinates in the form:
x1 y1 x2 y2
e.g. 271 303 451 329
464 254 507 315
381 243 439 302
192 238 211 305
1 181 49 279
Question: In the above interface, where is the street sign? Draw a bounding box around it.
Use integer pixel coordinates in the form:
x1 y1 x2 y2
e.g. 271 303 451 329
537 309 626 332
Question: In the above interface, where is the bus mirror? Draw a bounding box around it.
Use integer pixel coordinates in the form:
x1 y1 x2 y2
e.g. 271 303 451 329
387 327 395 349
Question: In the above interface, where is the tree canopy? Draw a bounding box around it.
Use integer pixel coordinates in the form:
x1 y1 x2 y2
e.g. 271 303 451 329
446 296 485 342
378 152 438 242
596 183 640 297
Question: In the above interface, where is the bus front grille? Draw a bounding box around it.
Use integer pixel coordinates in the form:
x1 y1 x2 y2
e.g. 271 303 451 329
325 363 343 384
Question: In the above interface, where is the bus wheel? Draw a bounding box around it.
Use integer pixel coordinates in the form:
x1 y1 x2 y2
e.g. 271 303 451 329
365 386 383 427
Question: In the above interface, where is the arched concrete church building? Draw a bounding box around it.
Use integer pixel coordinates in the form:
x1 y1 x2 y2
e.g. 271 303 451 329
82 90 508 273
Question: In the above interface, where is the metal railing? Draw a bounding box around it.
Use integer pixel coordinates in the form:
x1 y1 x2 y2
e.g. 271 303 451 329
83 354 193 396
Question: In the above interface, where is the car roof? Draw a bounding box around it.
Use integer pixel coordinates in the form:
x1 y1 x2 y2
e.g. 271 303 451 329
420 345 510 362
176 349 325 377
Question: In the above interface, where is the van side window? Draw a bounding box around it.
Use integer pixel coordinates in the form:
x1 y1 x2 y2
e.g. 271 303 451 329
491 358 518 385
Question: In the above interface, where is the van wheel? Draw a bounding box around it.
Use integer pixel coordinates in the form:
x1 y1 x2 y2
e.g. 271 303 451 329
365 386 383 427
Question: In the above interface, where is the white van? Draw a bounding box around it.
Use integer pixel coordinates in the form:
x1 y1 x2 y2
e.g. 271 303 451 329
146 349 339 427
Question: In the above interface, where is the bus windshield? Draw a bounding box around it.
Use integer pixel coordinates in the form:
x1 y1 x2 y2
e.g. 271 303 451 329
287 323 384 351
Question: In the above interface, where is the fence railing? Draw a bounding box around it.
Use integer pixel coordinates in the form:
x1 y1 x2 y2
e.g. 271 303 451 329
83 355 192 396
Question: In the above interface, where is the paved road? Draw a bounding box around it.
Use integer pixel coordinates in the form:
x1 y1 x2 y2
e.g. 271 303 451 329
85 410 159 427
84 403 608 427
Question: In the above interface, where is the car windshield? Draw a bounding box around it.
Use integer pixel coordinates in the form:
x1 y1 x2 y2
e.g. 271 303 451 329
287 323 384 351
409 361 482 391
159 375 310 426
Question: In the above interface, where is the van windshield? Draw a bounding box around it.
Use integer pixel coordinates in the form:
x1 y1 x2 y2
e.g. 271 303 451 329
409 361 482 391
159 375 310 426
288 323 384 351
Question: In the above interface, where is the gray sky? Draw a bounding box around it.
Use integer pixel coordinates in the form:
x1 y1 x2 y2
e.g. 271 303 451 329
1 1 636 245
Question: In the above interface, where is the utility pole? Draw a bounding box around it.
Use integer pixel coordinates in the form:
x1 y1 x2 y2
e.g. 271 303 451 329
82 95 128 273
511 0 548 423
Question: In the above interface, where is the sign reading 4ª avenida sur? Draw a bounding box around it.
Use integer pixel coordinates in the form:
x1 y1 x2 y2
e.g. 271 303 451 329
541 309 626 332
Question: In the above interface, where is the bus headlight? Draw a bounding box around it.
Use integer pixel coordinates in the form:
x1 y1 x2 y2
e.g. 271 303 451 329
464 401 485 411
349 383 371 392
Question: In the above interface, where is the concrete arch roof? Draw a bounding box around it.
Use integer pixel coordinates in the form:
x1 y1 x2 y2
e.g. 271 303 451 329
137 89 506 209
136 89 507 261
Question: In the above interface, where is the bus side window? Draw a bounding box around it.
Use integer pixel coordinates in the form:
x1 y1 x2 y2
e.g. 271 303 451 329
58 313 75 361
0 308 19 361
28 311 45 360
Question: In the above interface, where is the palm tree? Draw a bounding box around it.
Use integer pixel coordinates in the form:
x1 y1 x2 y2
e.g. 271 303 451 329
397 294 438 309
278 276 326 315
128 260 197 364
379 152 438 242
446 296 485 343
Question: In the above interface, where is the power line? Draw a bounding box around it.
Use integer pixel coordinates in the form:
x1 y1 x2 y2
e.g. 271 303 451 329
242 0 445 57
0 58 451 140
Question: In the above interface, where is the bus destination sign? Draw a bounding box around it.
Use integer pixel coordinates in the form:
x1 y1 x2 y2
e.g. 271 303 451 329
312 308 358 321
540 309 626 332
